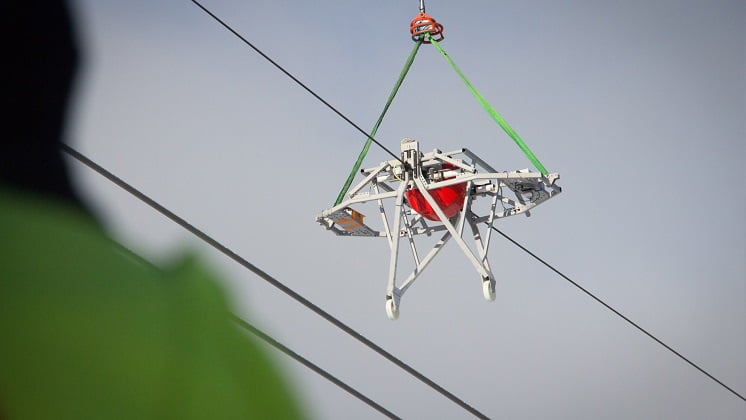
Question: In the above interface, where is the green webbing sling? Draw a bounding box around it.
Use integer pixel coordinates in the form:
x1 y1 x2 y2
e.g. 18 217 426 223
426 34 549 175
334 41 422 206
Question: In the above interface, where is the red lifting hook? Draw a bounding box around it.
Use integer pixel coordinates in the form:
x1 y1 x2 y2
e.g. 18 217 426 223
409 12 444 43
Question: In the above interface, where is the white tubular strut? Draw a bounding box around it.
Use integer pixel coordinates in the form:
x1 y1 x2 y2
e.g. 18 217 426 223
385 179 409 318
413 177 491 280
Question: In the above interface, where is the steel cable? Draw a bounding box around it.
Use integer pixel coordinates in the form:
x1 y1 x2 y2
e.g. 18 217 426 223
489 224 746 403
189 0 403 164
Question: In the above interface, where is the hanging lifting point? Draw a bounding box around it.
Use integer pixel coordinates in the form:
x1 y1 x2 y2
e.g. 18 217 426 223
409 8 443 43
386 297 400 320
482 277 496 301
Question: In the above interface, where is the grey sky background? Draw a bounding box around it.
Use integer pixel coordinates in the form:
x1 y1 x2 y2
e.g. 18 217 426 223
67 0 744 418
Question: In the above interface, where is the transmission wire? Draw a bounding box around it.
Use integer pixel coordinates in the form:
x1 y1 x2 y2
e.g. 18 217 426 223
189 0 402 164
62 144 490 420
489 225 746 403
232 316 401 419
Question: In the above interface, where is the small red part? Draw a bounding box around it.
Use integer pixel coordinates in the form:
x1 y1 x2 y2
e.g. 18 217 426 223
405 164 466 221
409 12 444 43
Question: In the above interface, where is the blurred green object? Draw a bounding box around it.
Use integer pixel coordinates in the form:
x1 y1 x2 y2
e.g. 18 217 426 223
0 190 303 419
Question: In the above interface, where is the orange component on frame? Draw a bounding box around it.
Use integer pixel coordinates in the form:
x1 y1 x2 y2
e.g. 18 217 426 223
409 12 444 43
336 209 366 231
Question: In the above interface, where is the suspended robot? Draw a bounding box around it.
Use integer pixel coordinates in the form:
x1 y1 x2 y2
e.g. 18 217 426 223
316 1 561 320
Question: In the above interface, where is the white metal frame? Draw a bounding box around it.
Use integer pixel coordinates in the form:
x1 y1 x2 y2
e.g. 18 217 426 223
317 139 561 319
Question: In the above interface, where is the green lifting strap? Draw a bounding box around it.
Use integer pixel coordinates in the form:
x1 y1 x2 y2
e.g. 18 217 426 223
426 34 549 175
334 41 423 206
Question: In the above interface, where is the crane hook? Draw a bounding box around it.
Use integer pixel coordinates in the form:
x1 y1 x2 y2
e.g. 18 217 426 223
410 1 443 43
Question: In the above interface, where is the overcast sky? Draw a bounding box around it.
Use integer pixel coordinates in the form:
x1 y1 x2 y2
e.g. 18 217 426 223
67 1 744 418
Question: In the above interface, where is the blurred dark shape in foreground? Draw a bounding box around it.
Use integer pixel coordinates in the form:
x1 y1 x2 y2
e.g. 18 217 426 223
0 2 303 418
2 1 85 210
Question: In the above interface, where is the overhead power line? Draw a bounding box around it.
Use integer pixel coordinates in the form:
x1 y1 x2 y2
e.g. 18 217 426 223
489 225 746 403
188 0 402 164
231 316 401 419
112 241 400 419
62 144 490 420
